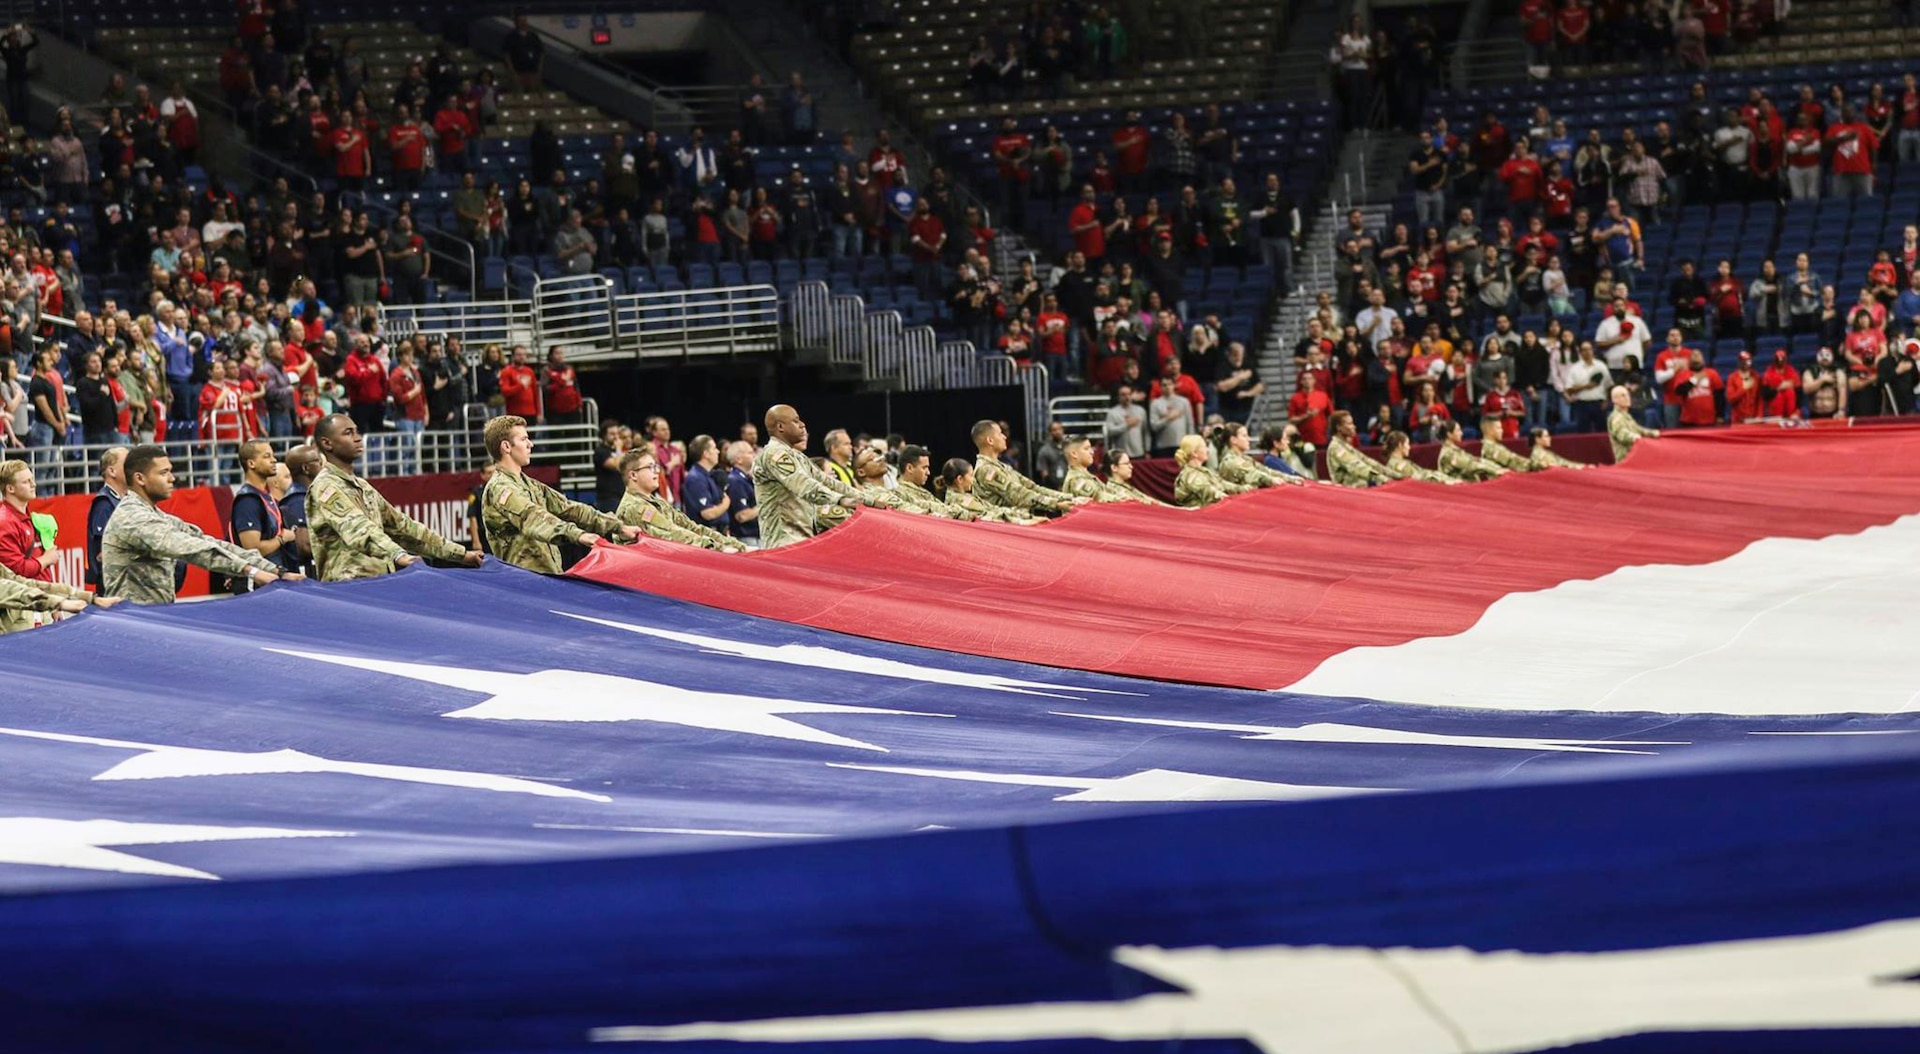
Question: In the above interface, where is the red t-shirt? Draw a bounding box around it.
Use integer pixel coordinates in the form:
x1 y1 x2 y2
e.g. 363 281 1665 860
1557 5 1591 42
1112 125 1150 175
1036 311 1070 355
992 133 1032 182
907 214 945 261
1480 389 1525 439
543 366 582 416
1543 177 1574 219
388 122 427 172
1827 123 1878 175
1725 368 1762 422
332 127 369 177
1676 367 1722 425
499 364 539 418
869 147 905 189
433 109 472 157
1068 202 1105 259
1654 346 1692 404
1499 156 1543 203
1521 0 1553 42
1289 389 1333 445
342 352 387 406
308 110 333 158
1785 127 1822 168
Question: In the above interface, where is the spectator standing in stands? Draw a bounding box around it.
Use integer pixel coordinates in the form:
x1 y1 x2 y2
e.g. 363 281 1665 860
504 16 544 92
341 336 388 437
25 348 66 458
0 24 35 124
1103 384 1147 457
1331 15 1373 130
1288 370 1334 447
83 446 131 592
388 345 427 439
723 440 758 545
542 348 583 426
553 209 598 275
1408 131 1448 230
907 197 946 300
1253 172 1300 292
678 434 732 534
1827 106 1879 198
498 346 539 422
991 117 1032 231
74 351 121 447
1563 340 1612 431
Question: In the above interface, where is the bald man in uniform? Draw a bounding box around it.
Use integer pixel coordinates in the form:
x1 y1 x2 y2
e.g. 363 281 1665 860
751 404 881 547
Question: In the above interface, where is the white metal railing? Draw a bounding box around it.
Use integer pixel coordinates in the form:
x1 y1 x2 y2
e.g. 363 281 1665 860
1048 394 1112 439
13 420 602 497
533 274 620 362
785 281 833 352
828 294 868 372
865 311 906 386
903 326 939 391
1014 361 1049 460
380 298 537 352
618 286 779 359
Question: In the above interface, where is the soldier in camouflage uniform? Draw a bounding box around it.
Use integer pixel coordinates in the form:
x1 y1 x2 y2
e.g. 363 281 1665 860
1173 434 1252 506
1381 430 1461 484
1477 432 1538 473
895 445 968 518
1325 412 1395 487
1607 384 1660 462
1061 436 1159 504
1105 450 1177 506
1216 423 1303 489
938 459 1040 523
0 572 94 628
308 414 481 581
1436 421 1512 482
101 446 299 604
614 448 749 552
1528 428 1590 470
752 404 877 548
852 446 933 514
970 419 1084 516
481 415 641 572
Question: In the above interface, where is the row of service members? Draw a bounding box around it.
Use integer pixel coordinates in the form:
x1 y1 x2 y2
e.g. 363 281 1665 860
0 390 1660 626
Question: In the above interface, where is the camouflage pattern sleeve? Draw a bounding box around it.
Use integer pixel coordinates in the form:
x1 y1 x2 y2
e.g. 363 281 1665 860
1478 439 1535 473
1608 409 1653 463
312 473 407 566
378 487 469 562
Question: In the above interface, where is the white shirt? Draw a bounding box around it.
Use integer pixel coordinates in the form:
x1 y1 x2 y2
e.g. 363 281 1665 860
1564 358 1612 401
1593 311 1647 371
1354 305 1399 350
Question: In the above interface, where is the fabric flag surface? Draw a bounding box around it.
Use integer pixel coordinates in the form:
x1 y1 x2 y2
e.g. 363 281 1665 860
573 426 1920 707
0 423 1917 1052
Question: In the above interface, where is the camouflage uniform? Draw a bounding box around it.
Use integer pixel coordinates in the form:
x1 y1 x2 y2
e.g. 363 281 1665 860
753 437 863 548
0 561 90 633
1529 444 1589 470
898 478 969 519
972 454 1073 515
1113 479 1177 506
1478 436 1537 473
1384 453 1461 484
1436 442 1508 482
1608 409 1655 463
483 468 627 573
946 488 1038 523
616 490 748 551
101 492 278 604
856 480 931 515
1062 465 1160 504
1217 449 1289 489
1174 463 1250 506
1326 436 1394 488
309 462 468 581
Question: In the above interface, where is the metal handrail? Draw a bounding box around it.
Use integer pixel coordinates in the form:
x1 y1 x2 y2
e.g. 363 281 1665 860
1047 394 1112 439
14 419 601 496
530 272 619 361
619 285 779 360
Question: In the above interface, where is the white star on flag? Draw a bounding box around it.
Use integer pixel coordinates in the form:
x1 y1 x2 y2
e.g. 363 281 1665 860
550 612 1140 698
592 917 1920 1052
1052 713 1684 754
0 817 349 881
0 726 611 801
827 763 1382 802
267 650 950 752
